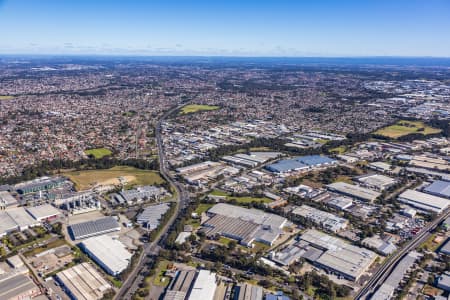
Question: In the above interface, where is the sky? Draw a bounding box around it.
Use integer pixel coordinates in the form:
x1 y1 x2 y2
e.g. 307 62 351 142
1 0 450 57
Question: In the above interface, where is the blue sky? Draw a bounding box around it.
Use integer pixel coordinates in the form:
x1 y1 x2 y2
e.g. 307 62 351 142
1 0 450 57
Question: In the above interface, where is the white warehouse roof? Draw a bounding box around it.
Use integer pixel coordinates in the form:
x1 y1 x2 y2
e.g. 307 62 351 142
187 270 217 300
26 204 61 221
81 235 132 276
398 189 449 214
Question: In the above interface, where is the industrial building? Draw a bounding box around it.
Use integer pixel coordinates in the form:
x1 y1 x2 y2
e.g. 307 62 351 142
362 235 397 256
136 202 171 229
56 263 112 300
0 207 41 236
423 180 450 199
15 176 65 194
81 235 132 276
439 239 450 255
26 204 61 221
397 189 449 214
265 155 337 173
298 229 377 281
221 152 281 168
371 251 421 299
436 272 450 292
291 205 348 232
176 161 239 185
326 182 381 202
356 174 397 191
234 283 263 300
54 192 101 214
187 270 217 300
69 217 121 240
0 191 18 209
326 196 353 210
114 185 169 205
203 203 288 247
0 274 41 300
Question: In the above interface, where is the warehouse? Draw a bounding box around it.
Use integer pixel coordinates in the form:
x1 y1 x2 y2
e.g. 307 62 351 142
326 182 381 202
165 270 197 299
0 191 18 209
356 174 397 191
136 202 171 229
6 207 40 230
187 270 217 300
291 205 348 233
398 189 450 214
326 196 353 210
0 274 41 300
222 152 281 168
299 229 377 281
115 185 168 205
26 204 62 221
81 235 132 276
266 155 336 174
423 180 450 199
56 263 112 300
15 176 65 194
234 283 263 300
69 217 121 240
207 203 288 229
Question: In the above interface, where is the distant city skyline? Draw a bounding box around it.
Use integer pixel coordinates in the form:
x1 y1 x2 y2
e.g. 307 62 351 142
1 0 450 57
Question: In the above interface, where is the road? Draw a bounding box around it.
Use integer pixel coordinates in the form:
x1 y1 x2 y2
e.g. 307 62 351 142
114 103 190 300
355 208 450 300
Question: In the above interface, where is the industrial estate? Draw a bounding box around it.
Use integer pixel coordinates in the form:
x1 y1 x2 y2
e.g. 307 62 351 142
0 55 449 300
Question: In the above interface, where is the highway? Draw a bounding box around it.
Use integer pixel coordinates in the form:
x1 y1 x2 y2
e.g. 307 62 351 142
114 103 190 300
355 208 450 300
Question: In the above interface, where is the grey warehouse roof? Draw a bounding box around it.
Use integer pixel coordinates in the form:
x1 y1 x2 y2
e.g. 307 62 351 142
69 216 120 240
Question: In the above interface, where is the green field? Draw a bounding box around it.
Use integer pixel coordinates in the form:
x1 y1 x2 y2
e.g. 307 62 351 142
85 148 112 159
0 95 14 100
374 120 441 139
210 190 272 204
64 166 164 191
179 104 220 114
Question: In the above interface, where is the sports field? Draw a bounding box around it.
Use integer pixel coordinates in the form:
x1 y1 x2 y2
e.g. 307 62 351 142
374 120 441 139
85 148 112 158
64 166 164 191
179 104 219 114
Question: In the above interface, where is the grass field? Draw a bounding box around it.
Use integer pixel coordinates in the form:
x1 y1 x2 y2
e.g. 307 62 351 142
0 95 14 100
153 260 172 287
210 190 272 204
374 120 441 139
84 147 112 159
179 104 219 114
64 166 164 191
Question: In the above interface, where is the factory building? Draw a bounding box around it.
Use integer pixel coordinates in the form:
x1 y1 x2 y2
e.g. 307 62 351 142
291 205 348 233
398 189 449 214
326 182 381 202
136 202 171 229
234 283 263 300
15 177 65 194
0 191 18 209
221 152 281 168
56 263 112 300
298 229 377 281
187 270 218 300
423 180 450 199
265 155 336 173
356 174 397 191
68 217 121 240
202 203 288 247
114 185 169 205
81 235 132 276
26 204 61 222
0 274 41 300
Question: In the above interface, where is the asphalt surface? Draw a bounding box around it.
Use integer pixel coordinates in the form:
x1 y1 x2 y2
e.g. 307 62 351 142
114 103 190 300
356 208 450 300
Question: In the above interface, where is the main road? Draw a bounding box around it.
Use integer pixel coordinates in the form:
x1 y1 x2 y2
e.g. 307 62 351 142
355 208 450 300
114 103 190 300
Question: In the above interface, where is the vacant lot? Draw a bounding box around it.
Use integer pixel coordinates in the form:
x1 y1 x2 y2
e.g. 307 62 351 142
179 104 219 114
210 190 272 204
64 166 164 191
84 147 112 159
374 120 441 139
